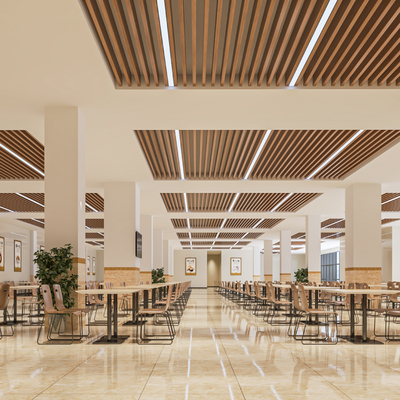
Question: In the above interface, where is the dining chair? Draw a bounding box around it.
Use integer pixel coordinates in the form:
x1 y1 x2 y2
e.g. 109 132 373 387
0 284 14 339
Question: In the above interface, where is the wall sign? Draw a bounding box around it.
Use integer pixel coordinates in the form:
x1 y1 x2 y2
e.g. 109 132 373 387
86 255 91 275
230 257 242 275
14 240 22 272
185 257 196 275
0 237 4 272
92 257 96 275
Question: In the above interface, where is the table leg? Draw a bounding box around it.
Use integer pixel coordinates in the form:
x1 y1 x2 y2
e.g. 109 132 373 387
152 289 157 305
144 290 149 309
362 294 367 342
14 289 17 323
315 289 319 324
113 294 118 338
289 288 293 316
350 293 355 339
107 294 112 341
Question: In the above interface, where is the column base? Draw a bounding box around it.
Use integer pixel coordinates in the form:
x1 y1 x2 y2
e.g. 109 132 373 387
253 275 260 281
280 273 291 282
104 267 140 286
264 274 273 282
345 267 382 285
308 271 321 284
140 271 152 284
164 274 174 282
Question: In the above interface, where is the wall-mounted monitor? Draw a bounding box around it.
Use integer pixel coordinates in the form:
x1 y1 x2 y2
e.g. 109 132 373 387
136 231 142 259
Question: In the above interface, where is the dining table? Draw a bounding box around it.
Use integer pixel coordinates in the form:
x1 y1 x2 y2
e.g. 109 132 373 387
8 285 39 325
323 288 400 344
76 288 142 344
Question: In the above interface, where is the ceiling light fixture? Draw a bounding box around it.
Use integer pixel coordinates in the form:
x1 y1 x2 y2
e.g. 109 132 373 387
92 241 103 246
31 218 44 225
0 206 14 212
0 143 45 177
220 219 227 229
289 0 338 87
16 193 44 208
241 233 248 239
175 130 185 180
85 225 90 229
228 193 240 212
156 0 174 86
85 203 98 212
189 232 192 239
244 131 271 179
306 130 364 179
98 232 104 236
184 193 188 212
215 232 220 239
252 218 264 229
323 218 345 229
382 195 400 205
271 193 293 212
187 218 191 229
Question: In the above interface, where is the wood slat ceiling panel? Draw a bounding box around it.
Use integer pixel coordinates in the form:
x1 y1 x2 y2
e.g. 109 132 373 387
214 241 237 246
232 247 243 250
315 130 400 179
321 218 344 229
276 193 321 212
382 193 400 211
224 218 261 228
237 241 251 246
177 232 190 239
85 193 105 212
180 241 191 246
17 219 45 228
189 219 224 228
244 232 263 239
233 193 288 212
191 233 218 239
0 130 44 179
219 232 247 239
171 219 188 229
86 241 104 246
0 193 44 212
187 193 236 212
321 232 345 239
301 0 400 87
292 232 306 239
161 193 185 212
257 218 284 229
190 241 214 246
382 218 400 224
86 219 104 229
86 232 105 240
135 130 180 179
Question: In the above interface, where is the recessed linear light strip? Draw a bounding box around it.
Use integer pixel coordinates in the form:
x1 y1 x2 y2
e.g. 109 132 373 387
230 241 239 250
86 203 98 212
228 193 240 213
31 218 44 225
16 193 44 208
289 0 338 87
382 195 400 205
252 218 264 229
271 193 293 212
220 219 227 229
156 0 174 87
323 218 344 229
187 218 191 230
92 241 104 246
175 130 185 180
184 193 188 212
0 206 14 212
0 143 45 177
241 233 248 239
244 130 271 179
306 130 364 180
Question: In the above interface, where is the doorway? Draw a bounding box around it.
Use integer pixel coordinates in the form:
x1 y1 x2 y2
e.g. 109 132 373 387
207 251 221 287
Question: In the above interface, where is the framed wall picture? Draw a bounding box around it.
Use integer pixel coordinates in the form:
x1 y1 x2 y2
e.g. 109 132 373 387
92 256 96 275
0 237 4 272
230 257 242 275
14 240 22 272
86 255 91 275
40 245 45 251
185 257 196 275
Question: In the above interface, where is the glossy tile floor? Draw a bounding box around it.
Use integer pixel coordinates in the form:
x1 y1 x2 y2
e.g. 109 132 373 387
1 288 400 399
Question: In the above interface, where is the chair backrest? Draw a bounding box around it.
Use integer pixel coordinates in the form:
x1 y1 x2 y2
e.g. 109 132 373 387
162 284 174 311
0 284 10 310
53 284 65 310
297 283 309 313
290 284 302 311
266 282 276 302
245 281 251 296
41 284 56 313
388 281 395 289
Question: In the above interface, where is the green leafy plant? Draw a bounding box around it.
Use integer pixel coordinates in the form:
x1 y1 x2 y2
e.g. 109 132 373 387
294 267 309 283
34 244 78 309
152 267 166 284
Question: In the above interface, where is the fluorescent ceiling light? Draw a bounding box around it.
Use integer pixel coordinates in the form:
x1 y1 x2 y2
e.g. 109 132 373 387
252 218 264 229
189 231 192 239
228 193 240 213
382 195 400 205
92 241 103 246
323 218 344 229
187 218 191 229
271 193 293 212
215 232 220 239
156 0 175 87
289 0 338 86
0 143 45 177
175 130 185 180
85 202 98 212
85 225 90 229
31 218 44 225
241 233 248 239
16 193 44 208
0 206 14 212
98 232 104 236
244 131 271 179
306 130 364 179
220 219 226 229
183 193 188 212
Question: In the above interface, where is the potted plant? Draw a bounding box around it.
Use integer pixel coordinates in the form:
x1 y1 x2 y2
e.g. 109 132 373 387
152 267 166 284
294 267 309 283
34 244 78 309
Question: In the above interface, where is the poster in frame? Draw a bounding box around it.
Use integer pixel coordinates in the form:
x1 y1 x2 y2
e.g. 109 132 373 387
0 237 4 272
230 257 242 275
40 245 45 251
92 257 96 275
14 240 22 272
185 257 196 275
86 255 91 275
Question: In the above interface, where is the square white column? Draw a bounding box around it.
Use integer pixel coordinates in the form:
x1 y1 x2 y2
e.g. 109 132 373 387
392 226 400 281
140 215 153 283
263 240 273 281
306 215 321 283
280 230 291 281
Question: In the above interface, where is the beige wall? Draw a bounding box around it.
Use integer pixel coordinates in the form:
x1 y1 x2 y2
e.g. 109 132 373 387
207 253 221 287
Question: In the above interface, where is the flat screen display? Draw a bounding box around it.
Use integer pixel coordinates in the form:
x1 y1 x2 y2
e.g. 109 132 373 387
136 231 142 259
